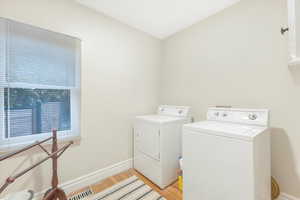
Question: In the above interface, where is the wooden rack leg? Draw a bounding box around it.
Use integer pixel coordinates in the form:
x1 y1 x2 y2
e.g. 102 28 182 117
43 130 67 200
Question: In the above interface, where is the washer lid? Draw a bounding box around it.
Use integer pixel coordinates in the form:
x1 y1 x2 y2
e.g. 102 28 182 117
136 115 182 124
183 121 267 141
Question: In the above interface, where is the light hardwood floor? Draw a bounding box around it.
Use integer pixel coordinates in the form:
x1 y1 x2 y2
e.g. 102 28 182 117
68 169 182 200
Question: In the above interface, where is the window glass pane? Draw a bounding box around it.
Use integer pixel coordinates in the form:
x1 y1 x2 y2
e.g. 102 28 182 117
4 88 71 138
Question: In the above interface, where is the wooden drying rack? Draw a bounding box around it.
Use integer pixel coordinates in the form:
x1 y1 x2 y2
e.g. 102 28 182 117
0 130 73 200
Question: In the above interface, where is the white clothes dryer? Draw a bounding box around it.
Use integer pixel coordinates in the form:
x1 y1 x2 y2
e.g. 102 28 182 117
134 105 191 189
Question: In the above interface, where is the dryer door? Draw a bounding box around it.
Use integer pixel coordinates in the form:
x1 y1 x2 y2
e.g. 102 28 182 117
135 121 160 161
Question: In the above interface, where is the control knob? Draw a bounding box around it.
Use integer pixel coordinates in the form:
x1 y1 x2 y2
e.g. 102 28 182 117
248 113 257 120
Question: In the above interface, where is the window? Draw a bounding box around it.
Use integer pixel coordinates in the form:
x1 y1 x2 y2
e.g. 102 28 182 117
0 18 81 150
4 88 71 137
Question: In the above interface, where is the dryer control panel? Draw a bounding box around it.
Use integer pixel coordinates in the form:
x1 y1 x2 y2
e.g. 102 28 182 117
207 107 269 126
157 105 190 118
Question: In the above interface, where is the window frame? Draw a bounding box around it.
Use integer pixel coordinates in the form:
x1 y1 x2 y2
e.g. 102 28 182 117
0 18 81 151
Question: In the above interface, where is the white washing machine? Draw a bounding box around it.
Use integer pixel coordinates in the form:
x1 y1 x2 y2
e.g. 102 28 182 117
134 105 191 189
183 107 270 200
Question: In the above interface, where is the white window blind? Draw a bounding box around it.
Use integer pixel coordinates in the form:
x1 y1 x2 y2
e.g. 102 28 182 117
0 18 80 89
0 18 81 150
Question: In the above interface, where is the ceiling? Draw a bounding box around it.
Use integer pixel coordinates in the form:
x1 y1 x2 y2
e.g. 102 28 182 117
76 0 241 39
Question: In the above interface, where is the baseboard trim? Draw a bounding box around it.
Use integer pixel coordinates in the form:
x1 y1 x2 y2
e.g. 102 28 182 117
278 193 300 200
34 158 133 199
16 161 300 200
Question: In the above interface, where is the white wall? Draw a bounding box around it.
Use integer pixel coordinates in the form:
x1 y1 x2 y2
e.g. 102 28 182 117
161 0 300 198
1 0 299 198
0 0 161 196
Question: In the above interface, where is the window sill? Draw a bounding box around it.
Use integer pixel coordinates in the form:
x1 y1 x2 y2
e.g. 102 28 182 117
0 135 81 156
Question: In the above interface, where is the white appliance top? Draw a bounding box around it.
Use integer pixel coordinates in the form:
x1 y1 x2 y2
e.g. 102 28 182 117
136 115 183 123
184 121 267 141
136 105 191 124
184 107 269 141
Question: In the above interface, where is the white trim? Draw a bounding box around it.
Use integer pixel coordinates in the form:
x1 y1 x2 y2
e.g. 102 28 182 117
287 0 297 60
278 193 300 200
4 82 76 90
33 158 133 199
0 135 81 154
287 0 300 66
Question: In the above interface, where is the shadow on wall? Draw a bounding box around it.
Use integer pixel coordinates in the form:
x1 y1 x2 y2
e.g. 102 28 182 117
20 155 45 193
0 153 46 195
0 139 81 196
270 127 300 196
